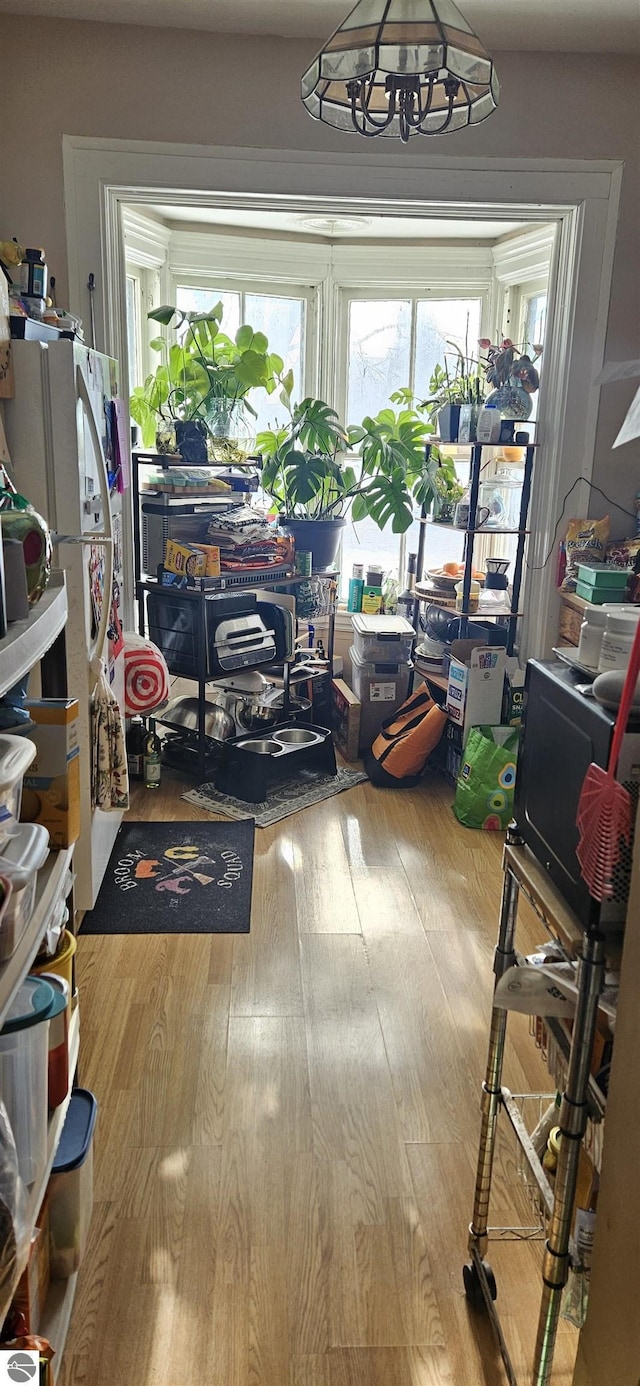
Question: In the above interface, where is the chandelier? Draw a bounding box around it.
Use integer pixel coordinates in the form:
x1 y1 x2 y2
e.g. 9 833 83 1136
301 0 499 143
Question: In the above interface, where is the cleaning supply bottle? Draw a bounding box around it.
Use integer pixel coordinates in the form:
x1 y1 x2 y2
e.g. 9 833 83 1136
144 721 162 790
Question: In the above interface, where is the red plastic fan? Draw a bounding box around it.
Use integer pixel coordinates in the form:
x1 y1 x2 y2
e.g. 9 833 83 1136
576 618 640 900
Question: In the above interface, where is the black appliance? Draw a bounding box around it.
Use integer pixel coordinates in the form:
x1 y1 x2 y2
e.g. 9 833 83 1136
514 659 640 928
146 588 293 680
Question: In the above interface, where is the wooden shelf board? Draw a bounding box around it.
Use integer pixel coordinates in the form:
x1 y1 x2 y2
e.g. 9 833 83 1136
415 593 521 618
0 574 67 699
0 845 75 1030
503 842 584 954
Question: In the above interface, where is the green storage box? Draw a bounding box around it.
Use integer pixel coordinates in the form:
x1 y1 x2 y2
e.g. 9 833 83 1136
576 578 627 604
577 562 628 589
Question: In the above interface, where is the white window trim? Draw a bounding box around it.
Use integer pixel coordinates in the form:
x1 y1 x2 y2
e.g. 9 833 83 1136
63 137 622 655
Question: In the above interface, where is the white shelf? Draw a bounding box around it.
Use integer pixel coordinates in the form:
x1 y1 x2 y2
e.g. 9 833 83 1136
0 845 75 1030
0 573 68 699
0 1006 80 1327
24 1006 80 1232
42 1272 79 1379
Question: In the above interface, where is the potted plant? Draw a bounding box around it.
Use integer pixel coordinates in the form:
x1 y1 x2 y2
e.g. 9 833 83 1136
423 341 485 443
258 385 451 570
130 302 282 461
478 336 542 421
432 465 465 522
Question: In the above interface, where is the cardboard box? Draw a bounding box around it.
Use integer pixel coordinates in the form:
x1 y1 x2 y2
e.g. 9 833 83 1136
331 678 361 762
192 544 221 577
164 539 207 578
12 1198 50 1333
446 647 507 739
361 585 383 615
21 700 80 848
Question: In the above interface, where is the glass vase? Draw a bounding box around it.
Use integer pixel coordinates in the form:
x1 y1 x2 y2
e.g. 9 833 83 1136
485 381 533 421
205 400 255 463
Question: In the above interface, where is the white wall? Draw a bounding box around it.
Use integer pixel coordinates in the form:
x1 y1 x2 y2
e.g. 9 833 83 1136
1 17 638 515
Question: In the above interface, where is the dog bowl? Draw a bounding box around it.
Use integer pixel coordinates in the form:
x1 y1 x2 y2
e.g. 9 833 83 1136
236 738 282 755
272 727 323 747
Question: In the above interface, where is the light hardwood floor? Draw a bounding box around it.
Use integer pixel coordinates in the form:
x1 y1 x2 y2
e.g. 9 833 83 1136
61 772 578 1385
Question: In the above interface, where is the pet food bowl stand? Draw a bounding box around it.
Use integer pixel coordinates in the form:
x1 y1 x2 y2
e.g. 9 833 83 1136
465 824 606 1385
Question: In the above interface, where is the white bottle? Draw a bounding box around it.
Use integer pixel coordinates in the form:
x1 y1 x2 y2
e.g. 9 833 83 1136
598 608 640 672
476 405 502 444
577 606 607 668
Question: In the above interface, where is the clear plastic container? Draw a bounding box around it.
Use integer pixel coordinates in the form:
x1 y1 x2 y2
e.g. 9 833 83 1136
349 645 411 751
0 975 56 1187
598 608 640 673
48 1088 98 1279
577 605 608 669
351 613 415 663
37 973 69 1110
0 822 50 962
0 735 37 850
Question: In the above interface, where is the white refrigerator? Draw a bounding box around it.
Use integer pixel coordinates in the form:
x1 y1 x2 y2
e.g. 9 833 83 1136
5 339 129 911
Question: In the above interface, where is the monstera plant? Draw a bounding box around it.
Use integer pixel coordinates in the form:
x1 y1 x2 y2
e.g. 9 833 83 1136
257 385 451 570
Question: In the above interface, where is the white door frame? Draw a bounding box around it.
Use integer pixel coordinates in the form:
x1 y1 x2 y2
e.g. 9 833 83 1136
62 136 623 656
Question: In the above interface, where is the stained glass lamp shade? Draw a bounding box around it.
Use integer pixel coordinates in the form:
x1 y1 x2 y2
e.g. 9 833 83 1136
301 0 499 142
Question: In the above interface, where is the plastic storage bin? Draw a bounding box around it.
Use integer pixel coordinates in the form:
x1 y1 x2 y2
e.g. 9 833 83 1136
0 822 50 962
48 1088 98 1278
349 645 412 751
0 735 37 850
37 973 69 1110
351 613 415 664
32 928 77 1014
0 975 57 1186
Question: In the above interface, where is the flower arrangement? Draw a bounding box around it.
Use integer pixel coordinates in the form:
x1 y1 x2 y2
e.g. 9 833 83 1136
477 337 542 421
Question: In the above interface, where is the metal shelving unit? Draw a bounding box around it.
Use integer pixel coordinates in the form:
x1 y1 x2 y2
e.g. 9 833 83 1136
415 440 536 657
465 831 610 1385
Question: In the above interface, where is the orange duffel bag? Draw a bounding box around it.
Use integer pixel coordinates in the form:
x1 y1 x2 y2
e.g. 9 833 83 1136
364 681 448 788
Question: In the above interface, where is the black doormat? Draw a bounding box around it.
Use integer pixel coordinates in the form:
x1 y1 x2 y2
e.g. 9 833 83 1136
81 820 254 935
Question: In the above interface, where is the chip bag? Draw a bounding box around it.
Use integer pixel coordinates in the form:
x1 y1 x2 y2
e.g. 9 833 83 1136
561 516 610 592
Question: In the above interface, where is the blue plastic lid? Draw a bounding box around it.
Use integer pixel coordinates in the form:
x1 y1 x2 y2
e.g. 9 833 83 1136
1 976 56 1034
52 1088 98 1173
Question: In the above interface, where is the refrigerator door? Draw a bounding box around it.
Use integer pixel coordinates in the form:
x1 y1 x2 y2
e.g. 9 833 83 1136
5 341 128 911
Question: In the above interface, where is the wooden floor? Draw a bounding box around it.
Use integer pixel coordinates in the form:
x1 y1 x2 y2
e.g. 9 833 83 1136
61 771 578 1385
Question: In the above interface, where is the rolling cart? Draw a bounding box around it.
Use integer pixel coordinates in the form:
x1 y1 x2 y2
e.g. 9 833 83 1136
465 827 607 1385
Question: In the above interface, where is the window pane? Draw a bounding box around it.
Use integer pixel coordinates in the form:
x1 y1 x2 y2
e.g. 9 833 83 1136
405 516 465 587
524 293 546 423
341 515 406 600
414 298 482 400
245 292 305 434
347 299 412 424
126 275 140 394
175 286 241 338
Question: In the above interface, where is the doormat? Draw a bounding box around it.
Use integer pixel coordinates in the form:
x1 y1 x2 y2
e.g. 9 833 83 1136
81 820 254 935
183 766 368 828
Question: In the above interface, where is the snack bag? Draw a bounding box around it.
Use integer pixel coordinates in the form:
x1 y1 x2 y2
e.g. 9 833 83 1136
561 517 610 592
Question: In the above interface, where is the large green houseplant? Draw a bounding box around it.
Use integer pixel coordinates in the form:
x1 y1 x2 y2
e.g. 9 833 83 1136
130 301 283 460
257 385 454 570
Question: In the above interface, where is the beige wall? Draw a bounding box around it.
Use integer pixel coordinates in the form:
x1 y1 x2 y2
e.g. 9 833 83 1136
1 17 639 515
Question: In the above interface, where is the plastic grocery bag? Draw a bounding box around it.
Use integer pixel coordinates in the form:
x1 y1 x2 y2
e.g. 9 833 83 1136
453 725 519 830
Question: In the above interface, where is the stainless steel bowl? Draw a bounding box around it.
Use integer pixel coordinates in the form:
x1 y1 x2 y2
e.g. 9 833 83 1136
272 727 323 747
161 695 236 743
236 738 282 755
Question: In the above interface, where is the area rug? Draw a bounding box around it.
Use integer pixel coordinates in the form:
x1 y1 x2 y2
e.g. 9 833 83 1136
81 820 254 934
183 766 368 828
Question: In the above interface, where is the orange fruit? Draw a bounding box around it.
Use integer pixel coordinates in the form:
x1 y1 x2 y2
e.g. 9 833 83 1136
442 562 460 575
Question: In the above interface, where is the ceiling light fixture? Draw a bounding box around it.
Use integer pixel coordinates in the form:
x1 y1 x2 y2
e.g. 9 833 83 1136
301 0 499 143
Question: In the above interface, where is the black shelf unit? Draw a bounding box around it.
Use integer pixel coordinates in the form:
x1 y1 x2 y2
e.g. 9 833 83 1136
415 439 536 657
131 454 339 774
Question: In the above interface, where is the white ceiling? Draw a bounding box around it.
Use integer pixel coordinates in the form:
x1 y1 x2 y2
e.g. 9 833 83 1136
150 205 529 241
3 0 640 51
